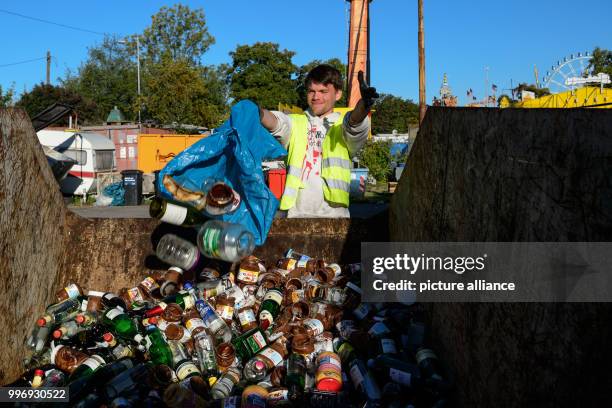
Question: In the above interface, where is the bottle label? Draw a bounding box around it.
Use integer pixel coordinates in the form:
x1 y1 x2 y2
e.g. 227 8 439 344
262 289 283 305
349 364 364 387
201 226 222 258
160 202 188 225
196 301 216 322
64 284 81 299
237 268 260 284
336 320 356 339
176 361 201 380
318 353 342 370
238 309 256 327
389 368 412 386
140 277 159 293
182 294 195 310
337 342 354 362
156 318 169 331
368 322 390 337
81 356 103 371
127 287 144 303
325 287 346 304
304 319 324 336
105 308 122 320
289 289 303 303
267 389 289 403
260 347 284 366
296 259 308 268
243 393 267 408
216 305 234 321
246 331 267 354
381 338 397 354
353 303 371 320
185 318 205 332
346 282 362 294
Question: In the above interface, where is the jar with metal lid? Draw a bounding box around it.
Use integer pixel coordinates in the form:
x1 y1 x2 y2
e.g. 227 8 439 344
275 258 297 275
315 351 343 392
214 293 235 325
162 303 184 324
164 324 192 344
236 305 258 332
182 308 207 338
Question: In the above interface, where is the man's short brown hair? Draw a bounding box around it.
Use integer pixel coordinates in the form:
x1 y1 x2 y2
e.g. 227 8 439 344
305 64 343 91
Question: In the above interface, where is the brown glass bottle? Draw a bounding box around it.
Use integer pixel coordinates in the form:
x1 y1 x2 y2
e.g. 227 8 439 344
236 305 258 332
56 283 84 302
50 345 89 374
237 256 264 285
216 342 236 373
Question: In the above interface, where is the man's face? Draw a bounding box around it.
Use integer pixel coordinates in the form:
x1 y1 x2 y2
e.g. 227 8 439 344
307 81 342 117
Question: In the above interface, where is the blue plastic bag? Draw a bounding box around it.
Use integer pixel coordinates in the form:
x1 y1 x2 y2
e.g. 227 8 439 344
103 182 125 206
157 100 287 246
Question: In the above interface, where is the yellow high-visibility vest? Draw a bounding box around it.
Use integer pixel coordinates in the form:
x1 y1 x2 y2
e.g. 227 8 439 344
280 113 352 210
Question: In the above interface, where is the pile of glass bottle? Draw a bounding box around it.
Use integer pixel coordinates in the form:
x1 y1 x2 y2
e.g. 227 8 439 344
14 199 451 407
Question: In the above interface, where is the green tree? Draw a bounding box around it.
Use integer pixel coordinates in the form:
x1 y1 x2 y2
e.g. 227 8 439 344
512 83 550 99
357 140 392 183
145 58 225 128
295 58 348 109
0 84 14 107
141 4 215 64
227 42 298 109
588 47 612 88
371 94 419 134
16 83 97 125
62 36 138 123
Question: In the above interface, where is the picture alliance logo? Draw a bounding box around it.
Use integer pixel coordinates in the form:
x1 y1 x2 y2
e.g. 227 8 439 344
371 253 488 275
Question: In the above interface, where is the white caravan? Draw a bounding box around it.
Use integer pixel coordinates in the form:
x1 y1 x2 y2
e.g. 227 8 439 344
37 130 116 195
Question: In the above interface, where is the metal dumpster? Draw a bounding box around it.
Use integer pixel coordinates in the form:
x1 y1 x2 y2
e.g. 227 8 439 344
2 106 612 407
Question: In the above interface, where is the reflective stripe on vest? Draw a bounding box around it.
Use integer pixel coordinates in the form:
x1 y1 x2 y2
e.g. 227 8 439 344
280 112 352 210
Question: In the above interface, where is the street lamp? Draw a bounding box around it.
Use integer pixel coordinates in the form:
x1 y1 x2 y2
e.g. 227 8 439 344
118 36 141 125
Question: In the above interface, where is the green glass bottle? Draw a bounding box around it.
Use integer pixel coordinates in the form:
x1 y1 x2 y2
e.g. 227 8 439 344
231 327 268 360
141 325 173 367
68 354 106 382
102 307 138 340
286 353 306 401
257 287 283 330
149 197 208 226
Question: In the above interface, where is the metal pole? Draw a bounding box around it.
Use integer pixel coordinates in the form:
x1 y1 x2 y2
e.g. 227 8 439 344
136 36 141 125
46 51 51 85
418 0 426 125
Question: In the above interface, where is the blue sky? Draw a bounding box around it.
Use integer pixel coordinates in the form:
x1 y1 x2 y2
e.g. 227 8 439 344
1 0 610 106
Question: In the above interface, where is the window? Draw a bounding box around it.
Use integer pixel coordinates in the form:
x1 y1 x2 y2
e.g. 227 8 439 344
94 150 115 171
63 149 87 165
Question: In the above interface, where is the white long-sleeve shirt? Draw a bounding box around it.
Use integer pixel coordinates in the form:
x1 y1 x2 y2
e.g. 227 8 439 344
270 109 370 218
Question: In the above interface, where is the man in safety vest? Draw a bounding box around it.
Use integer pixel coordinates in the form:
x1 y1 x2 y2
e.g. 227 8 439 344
259 64 378 218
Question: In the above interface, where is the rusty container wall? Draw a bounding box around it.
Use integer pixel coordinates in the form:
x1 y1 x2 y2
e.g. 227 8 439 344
0 109 69 383
390 107 612 407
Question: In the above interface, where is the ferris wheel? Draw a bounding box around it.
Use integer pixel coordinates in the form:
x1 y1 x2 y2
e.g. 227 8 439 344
541 52 593 94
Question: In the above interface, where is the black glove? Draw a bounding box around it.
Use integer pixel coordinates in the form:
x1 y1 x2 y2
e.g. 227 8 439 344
358 71 379 109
